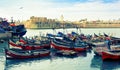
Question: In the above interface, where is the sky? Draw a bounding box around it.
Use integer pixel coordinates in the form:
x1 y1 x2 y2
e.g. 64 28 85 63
0 0 120 21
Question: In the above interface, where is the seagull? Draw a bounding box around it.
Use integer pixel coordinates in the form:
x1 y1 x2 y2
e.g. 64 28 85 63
19 7 23 9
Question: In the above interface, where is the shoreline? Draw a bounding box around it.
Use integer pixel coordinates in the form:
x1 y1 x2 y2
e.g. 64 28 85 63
26 27 120 29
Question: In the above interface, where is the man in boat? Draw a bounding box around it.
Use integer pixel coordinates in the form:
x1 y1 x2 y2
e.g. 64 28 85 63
69 36 77 49
72 36 76 43
105 37 111 50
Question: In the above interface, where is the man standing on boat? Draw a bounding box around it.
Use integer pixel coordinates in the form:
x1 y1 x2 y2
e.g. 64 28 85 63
105 37 111 50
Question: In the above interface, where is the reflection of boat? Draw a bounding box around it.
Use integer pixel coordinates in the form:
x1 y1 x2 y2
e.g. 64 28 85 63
6 55 50 65
90 55 102 68
5 56 51 70
5 49 50 59
54 50 87 58
91 55 120 70
55 50 78 57
101 61 120 70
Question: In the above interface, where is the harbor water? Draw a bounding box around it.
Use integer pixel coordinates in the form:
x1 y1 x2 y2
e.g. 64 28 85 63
0 28 120 70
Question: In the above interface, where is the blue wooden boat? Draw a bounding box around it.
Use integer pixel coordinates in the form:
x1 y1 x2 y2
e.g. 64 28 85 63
0 18 27 37
11 25 27 37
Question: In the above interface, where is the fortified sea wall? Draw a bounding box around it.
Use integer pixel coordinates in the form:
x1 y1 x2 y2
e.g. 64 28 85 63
81 23 120 28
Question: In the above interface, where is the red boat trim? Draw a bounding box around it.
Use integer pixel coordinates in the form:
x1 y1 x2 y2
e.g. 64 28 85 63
51 41 86 52
102 51 120 60
9 40 50 50
5 49 50 59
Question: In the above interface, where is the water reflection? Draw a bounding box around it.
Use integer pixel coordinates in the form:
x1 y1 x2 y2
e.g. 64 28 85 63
5 56 51 70
90 55 102 69
87 48 92 53
5 51 88 70
91 55 120 70
101 61 120 70
51 50 87 59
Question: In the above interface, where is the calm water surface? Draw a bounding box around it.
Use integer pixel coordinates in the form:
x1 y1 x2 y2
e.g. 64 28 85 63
0 28 120 70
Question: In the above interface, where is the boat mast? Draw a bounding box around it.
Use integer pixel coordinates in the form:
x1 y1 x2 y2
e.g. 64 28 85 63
76 25 81 35
52 22 56 35
60 14 65 34
11 17 14 23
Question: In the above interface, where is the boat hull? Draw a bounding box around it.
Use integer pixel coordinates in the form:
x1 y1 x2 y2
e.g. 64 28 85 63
92 47 108 56
102 51 120 61
5 49 50 59
51 41 87 52
9 40 50 50
0 32 12 39
11 25 27 37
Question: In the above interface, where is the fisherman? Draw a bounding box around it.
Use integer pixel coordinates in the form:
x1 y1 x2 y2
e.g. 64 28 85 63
69 36 76 49
105 37 111 50
72 36 80 49
72 36 76 43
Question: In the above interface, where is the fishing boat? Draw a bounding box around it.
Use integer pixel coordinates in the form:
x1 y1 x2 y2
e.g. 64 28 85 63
91 34 112 56
92 37 120 56
9 40 50 50
19 36 50 45
0 18 27 37
11 24 27 37
51 38 88 52
5 49 50 59
90 55 102 68
102 50 120 61
92 46 108 56
91 41 108 55
102 45 120 60
0 31 12 39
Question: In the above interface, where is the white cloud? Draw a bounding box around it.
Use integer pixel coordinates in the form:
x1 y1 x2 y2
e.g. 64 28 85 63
0 0 120 21
58 1 120 20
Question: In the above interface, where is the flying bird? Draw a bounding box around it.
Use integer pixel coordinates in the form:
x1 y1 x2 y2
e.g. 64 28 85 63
19 7 23 9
